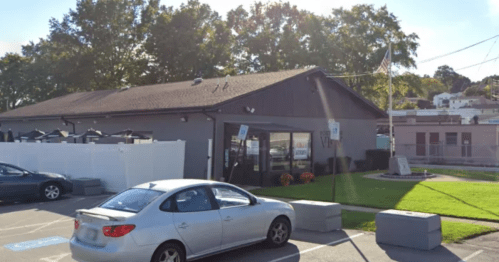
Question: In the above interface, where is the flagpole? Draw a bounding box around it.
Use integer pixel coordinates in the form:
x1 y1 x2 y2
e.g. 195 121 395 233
388 42 393 158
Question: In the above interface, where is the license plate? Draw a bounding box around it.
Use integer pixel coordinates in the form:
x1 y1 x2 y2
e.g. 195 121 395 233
85 229 98 241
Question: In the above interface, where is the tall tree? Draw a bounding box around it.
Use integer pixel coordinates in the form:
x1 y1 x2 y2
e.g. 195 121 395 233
145 0 232 83
227 2 307 73
328 5 419 93
433 65 470 93
0 53 33 110
48 0 159 91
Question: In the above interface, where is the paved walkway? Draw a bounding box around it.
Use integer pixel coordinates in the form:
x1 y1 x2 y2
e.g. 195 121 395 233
364 173 497 183
412 164 499 172
262 196 499 229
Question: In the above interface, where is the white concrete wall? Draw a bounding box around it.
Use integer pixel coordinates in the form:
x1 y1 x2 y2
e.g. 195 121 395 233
0 140 185 192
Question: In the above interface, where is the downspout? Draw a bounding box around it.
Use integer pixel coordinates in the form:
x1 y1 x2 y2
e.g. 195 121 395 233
203 110 217 180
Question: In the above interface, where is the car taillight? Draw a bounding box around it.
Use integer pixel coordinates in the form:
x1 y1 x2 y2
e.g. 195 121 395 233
102 225 135 237
74 220 79 230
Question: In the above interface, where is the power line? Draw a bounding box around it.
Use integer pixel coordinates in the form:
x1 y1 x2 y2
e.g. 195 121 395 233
418 34 499 64
477 37 498 72
454 55 499 71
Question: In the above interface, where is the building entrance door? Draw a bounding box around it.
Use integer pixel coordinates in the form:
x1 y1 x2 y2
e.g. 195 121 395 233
223 126 265 186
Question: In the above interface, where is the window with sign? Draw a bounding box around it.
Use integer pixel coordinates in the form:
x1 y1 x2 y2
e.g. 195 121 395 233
292 133 311 171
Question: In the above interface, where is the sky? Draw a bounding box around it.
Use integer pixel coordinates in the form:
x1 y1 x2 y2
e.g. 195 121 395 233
1 0 499 82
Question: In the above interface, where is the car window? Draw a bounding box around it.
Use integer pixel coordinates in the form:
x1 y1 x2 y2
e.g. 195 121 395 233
0 165 24 176
175 187 212 212
211 186 250 208
100 188 164 213
160 197 174 212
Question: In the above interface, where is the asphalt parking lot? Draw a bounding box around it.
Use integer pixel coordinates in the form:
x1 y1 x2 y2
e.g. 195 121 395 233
0 195 498 262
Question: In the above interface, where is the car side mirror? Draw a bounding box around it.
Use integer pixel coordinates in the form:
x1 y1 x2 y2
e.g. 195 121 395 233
250 196 258 205
22 171 30 177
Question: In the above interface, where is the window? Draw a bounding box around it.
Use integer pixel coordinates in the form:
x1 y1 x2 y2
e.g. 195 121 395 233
160 198 174 212
211 186 250 208
175 187 212 212
292 133 312 171
270 133 291 171
446 133 458 145
0 165 25 176
100 189 164 213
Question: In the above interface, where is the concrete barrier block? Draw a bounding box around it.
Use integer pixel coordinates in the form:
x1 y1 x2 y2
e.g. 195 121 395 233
73 185 104 196
376 210 442 250
290 200 342 232
73 178 101 187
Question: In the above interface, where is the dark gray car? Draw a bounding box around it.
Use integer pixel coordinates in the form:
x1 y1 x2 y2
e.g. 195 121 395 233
0 163 73 201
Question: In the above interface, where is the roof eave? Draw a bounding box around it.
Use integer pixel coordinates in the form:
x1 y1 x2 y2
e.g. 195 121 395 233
0 106 218 122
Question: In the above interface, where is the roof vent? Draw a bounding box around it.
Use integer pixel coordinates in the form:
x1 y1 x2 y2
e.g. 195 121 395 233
193 78 203 85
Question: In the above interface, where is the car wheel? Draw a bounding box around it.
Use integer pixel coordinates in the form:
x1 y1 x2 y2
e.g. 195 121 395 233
151 242 185 262
41 183 61 201
265 217 291 248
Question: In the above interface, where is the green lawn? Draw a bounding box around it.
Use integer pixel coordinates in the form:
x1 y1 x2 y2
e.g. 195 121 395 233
251 172 499 221
412 167 499 181
342 210 497 243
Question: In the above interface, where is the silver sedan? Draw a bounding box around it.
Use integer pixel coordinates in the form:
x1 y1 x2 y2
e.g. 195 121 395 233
70 179 295 262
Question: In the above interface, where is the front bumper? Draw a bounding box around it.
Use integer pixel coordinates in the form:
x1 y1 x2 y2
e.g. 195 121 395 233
70 236 155 262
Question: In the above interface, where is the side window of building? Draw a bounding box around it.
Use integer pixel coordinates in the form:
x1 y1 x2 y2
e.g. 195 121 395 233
175 187 212 212
445 133 458 145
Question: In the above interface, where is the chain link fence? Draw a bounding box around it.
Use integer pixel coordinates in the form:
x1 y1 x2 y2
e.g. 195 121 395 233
396 144 499 167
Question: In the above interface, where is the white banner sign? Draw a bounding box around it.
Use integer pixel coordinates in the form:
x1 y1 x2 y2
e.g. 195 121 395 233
328 120 340 140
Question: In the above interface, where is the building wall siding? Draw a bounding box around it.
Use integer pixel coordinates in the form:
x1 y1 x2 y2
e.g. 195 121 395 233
0 114 213 180
219 76 377 120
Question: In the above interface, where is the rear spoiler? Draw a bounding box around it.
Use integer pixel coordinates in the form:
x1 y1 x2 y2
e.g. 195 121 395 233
76 209 127 221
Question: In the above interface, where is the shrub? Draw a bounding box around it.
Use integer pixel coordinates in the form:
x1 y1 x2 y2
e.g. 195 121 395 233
300 172 315 184
280 173 294 186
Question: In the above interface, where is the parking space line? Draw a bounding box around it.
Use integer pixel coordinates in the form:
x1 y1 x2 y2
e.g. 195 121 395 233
0 219 73 232
459 250 483 262
40 252 71 262
269 233 364 262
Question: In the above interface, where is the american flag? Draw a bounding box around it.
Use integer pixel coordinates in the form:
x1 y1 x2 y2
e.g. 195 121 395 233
375 49 391 74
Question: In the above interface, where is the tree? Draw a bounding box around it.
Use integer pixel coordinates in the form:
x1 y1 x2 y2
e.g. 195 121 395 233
47 0 159 91
145 0 233 83
421 77 446 100
328 5 419 93
0 53 34 111
433 65 470 93
227 2 307 73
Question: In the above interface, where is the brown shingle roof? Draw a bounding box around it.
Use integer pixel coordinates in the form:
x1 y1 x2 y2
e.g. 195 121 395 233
0 68 317 119
0 67 386 120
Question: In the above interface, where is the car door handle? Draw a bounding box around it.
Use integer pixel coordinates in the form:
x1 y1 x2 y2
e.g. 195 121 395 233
178 222 189 229
224 216 233 222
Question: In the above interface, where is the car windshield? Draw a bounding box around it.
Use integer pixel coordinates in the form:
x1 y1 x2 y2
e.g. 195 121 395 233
100 188 164 213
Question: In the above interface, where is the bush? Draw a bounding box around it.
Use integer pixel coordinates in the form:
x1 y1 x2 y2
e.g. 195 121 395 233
300 172 315 184
280 173 294 186
328 156 352 174
366 149 390 170
313 163 327 176
354 160 367 171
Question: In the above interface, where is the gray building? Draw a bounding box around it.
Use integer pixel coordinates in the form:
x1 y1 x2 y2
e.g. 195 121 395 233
0 67 386 186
